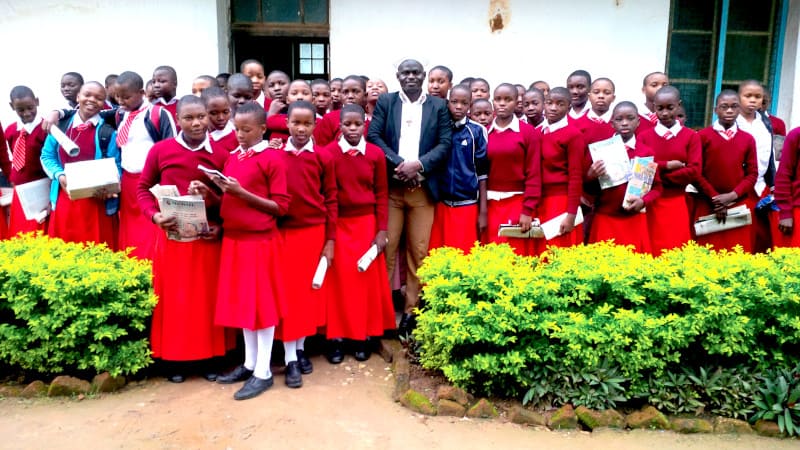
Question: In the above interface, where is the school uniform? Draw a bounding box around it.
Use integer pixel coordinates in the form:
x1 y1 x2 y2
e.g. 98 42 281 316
323 137 395 340
694 123 757 251
573 109 615 145
136 133 229 361
3 117 49 235
429 117 488 253
537 116 586 252
567 103 590 124
485 115 542 256
209 122 238 153
636 106 658 136
275 138 337 342
255 91 272 113
767 113 787 137
639 122 702 255
737 112 776 252
118 101 175 259
266 112 290 143
313 109 371 147
152 97 179 129
773 127 800 247
40 114 120 246
589 136 660 253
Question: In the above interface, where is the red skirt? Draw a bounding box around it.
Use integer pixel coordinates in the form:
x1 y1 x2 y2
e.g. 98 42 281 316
151 233 226 361
47 189 114 247
537 193 583 255
327 215 395 340
694 200 753 252
647 194 691 256
275 225 326 341
486 195 536 256
590 212 652 254
215 233 286 330
9 189 46 237
429 202 479 254
772 208 800 248
119 172 157 259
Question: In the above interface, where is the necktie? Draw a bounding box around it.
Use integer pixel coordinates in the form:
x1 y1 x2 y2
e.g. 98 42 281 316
289 149 301 156
346 149 359 156
590 116 604 124
541 127 551 135
238 148 256 161
723 128 735 140
116 109 143 147
11 129 27 172
647 112 658 124
663 130 674 140
74 122 92 132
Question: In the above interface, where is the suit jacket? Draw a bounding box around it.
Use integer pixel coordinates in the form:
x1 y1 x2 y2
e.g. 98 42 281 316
367 92 452 201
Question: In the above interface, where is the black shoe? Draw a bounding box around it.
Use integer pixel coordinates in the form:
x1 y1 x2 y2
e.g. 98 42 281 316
203 372 218 382
353 340 371 362
233 375 273 400
327 339 344 364
398 313 417 337
168 374 185 383
297 349 313 374
285 361 303 388
216 365 253 384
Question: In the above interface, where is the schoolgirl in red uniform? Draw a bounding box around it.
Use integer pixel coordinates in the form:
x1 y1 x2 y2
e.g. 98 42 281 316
4 86 49 235
136 95 230 383
484 83 542 256
313 76 369 147
637 72 669 136
275 100 337 386
205 101 290 400
40 82 119 246
241 59 270 112
639 86 702 255
695 90 757 252
573 78 616 145
773 127 800 246
202 87 237 153
266 79 312 144
323 104 395 363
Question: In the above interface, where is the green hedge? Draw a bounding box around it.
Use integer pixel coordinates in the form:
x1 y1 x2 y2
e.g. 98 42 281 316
0 234 157 377
416 242 800 415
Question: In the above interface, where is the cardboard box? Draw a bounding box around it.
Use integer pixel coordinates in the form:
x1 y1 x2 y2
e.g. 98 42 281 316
63 158 120 200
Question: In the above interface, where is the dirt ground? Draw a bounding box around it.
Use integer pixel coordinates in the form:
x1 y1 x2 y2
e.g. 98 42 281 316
0 354 796 450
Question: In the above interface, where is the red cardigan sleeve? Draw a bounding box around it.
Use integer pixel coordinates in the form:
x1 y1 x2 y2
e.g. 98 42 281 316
521 127 542 216
320 150 338 240
136 143 163 221
775 129 800 220
662 132 702 187
1 124 13 181
373 149 389 231
566 130 586 215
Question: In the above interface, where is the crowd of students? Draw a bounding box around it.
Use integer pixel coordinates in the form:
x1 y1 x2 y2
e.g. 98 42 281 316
1 58 797 401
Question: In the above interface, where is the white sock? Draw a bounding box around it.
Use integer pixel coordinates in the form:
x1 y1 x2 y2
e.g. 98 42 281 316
297 337 306 351
242 329 257 371
283 340 298 365
254 327 275 380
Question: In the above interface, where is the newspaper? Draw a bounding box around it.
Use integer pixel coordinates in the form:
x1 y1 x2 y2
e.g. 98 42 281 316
498 223 545 239
63 157 120 200
0 188 12 207
693 205 753 236
623 156 657 208
149 184 180 202
159 195 210 242
14 178 51 221
589 135 632 190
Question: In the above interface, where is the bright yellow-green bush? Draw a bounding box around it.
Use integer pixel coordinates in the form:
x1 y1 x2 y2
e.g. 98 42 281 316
416 242 800 410
0 234 157 377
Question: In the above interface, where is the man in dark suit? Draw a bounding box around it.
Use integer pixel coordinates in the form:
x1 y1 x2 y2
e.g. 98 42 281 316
368 59 452 334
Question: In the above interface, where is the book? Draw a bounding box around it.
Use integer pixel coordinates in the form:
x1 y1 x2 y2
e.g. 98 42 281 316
149 184 180 202
588 135 632 190
623 156 657 208
13 178 51 221
498 224 545 239
539 206 585 240
63 158 120 200
0 188 12 207
693 205 753 236
497 207 585 240
159 195 210 242
197 164 230 182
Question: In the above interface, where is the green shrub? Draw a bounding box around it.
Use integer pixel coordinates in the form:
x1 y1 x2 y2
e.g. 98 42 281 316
751 363 800 436
416 241 800 413
0 234 156 377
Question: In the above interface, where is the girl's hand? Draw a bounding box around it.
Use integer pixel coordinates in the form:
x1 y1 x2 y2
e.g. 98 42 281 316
712 192 737 208
518 214 533 233
267 138 283 149
779 218 794 235
477 210 488 237
587 160 607 180
58 174 68 191
559 213 577 235
189 180 212 199
93 187 118 200
268 99 286 116
666 160 686 170
211 175 245 196
152 212 178 231
321 239 335 264
373 230 388 253
200 224 221 240
623 196 645 213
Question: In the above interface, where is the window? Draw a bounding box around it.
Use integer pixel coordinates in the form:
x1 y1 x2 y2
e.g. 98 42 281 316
232 0 328 25
665 0 785 128
298 43 328 76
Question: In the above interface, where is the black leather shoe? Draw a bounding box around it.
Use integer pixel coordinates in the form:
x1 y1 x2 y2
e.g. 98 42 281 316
203 372 218 382
297 349 313 374
216 365 253 384
285 361 303 388
233 375 273 400
168 374 185 383
398 313 417 337
353 340 371 362
327 339 344 364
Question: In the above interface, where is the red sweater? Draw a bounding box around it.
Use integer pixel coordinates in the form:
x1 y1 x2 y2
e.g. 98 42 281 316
540 124 585 215
3 122 48 185
279 146 338 240
594 140 662 216
695 127 757 202
313 110 371 147
639 127 701 196
774 128 800 220
573 114 615 145
210 130 239 153
770 115 787 137
636 114 657 136
487 122 542 215
137 138 230 223
323 141 388 230
266 113 289 143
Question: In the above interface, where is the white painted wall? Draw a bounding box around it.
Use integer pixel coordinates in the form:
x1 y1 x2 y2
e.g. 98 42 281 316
330 0 671 117
0 0 227 128
778 0 800 130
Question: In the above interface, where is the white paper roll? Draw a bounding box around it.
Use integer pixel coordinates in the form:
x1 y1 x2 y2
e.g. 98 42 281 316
357 244 379 272
311 256 328 289
49 126 80 157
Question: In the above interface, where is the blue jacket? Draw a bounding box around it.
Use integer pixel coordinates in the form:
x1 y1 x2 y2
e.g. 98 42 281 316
40 116 121 210
437 118 488 205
